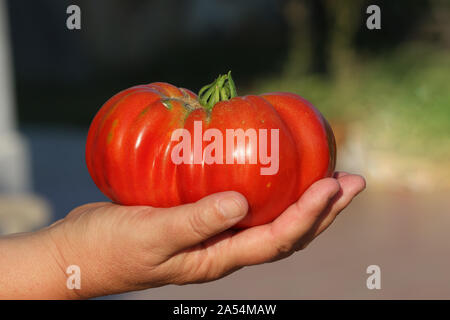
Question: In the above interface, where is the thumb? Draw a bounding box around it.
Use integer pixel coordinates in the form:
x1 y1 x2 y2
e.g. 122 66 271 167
153 191 248 253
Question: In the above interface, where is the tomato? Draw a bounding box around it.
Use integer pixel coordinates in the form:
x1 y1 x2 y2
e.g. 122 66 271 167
86 72 336 228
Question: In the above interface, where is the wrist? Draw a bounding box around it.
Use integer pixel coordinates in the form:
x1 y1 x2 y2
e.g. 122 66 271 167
43 218 134 299
41 224 85 299
0 227 74 299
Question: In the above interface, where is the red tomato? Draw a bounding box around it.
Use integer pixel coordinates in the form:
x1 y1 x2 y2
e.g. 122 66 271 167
86 73 336 228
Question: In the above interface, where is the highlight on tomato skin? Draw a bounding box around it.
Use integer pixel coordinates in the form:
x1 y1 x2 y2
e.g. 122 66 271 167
85 72 336 228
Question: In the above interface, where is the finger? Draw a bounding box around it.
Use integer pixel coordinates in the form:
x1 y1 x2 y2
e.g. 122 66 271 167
311 174 366 238
149 191 248 254
220 178 341 267
65 202 112 219
333 171 350 179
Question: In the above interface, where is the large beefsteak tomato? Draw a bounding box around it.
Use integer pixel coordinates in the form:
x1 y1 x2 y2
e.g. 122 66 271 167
86 72 336 228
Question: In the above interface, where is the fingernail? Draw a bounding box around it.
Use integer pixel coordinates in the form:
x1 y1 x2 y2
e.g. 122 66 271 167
218 197 246 220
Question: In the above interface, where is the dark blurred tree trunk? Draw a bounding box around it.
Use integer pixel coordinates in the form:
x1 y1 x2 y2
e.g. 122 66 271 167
324 0 365 81
281 0 311 77
310 0 330 74
281 0 364 79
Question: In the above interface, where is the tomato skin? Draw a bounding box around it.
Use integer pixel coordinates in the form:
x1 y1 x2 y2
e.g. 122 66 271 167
86 83 336 228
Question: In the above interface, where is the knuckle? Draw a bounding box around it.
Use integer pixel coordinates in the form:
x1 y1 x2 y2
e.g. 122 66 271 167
268 227 295 260
189 200 227 238
275 240 293 255
172 251 219 285
192 254 216 281
189 208 213 239
211 200 229 223
295 242 309 251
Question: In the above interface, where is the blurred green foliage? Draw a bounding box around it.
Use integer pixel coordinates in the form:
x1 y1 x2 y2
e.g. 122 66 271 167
253 43 450 160
250 0 450 162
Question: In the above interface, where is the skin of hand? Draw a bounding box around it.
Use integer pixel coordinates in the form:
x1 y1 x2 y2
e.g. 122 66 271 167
0 172 365 299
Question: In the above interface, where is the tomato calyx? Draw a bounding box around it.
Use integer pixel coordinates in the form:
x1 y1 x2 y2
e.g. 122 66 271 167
161 88 203 111
198 71 238 110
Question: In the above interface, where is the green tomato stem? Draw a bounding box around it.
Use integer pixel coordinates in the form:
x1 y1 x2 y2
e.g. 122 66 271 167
198 71 238 109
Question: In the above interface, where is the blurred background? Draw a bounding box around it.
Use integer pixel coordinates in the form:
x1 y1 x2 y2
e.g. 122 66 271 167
0 0 449 299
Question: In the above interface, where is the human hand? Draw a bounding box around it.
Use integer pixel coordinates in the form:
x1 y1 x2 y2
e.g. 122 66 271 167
43 171 365 299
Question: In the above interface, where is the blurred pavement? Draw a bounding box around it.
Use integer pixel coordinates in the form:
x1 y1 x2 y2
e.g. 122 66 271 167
120 190 450 300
